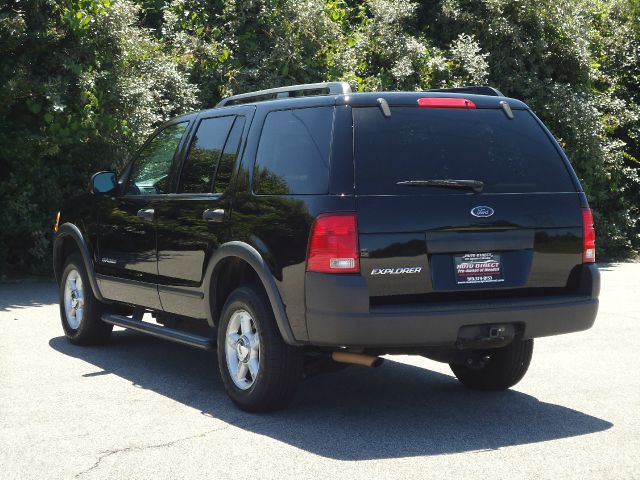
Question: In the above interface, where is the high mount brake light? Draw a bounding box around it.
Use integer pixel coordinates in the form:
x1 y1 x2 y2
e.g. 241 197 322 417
582 208 596 263
418 98 476 109
307 213 359 273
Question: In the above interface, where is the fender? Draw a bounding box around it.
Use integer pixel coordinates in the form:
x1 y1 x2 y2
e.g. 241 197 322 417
53 223 105 302
203 241 299 346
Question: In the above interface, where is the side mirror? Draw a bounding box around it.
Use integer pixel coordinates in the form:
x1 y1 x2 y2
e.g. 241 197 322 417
90 171 118 195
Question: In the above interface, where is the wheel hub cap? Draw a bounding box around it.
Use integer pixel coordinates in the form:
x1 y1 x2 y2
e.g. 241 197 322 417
225 309 261 390
236 336 251 363
63 268 84 330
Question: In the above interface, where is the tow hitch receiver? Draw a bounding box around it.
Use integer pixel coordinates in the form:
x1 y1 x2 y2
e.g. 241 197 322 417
456 324 518 350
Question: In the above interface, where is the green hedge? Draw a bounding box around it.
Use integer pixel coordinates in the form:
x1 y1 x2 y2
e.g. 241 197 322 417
1 0 638 275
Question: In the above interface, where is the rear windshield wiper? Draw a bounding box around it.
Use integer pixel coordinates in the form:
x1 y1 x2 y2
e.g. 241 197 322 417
396 179 484 193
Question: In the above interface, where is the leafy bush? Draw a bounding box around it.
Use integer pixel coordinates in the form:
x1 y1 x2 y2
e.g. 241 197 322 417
0 0 197 273
0 0 638 275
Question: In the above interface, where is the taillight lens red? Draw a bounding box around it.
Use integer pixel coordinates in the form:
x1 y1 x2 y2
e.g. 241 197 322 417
307 213 359 273
582 208 596 263
418 97 476 109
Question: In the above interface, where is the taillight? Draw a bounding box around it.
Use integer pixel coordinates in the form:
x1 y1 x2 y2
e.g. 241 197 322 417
582 208 596 263
418 97 476 109
307 213 359 273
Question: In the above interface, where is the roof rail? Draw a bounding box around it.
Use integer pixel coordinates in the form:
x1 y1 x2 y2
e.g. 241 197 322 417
426 86 504 97
216 81 352 107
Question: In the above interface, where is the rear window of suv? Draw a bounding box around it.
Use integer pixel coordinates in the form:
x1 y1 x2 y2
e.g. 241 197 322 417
353 107 576 195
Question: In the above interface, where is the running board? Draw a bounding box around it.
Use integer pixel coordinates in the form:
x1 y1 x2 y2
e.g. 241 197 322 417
101 314 215 351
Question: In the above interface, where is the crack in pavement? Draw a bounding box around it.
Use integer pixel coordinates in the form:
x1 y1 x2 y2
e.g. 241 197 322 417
75 419 240 478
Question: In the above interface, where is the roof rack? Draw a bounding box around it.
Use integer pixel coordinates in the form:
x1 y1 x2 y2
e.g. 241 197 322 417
426 86 504 97
216 81 352 107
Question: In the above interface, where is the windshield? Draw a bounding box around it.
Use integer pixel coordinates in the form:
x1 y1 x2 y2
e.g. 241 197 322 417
353 107 576 195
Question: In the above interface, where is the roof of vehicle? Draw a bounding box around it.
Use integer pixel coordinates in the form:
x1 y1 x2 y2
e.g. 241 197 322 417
205 91 529 115
183 83 530 120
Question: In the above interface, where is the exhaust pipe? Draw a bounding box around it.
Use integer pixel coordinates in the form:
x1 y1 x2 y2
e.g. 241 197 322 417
331 351 384 368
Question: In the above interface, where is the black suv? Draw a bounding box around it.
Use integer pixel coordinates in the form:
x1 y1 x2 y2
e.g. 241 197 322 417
53 82 599 412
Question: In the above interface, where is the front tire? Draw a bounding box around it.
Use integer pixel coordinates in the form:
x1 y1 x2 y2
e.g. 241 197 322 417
217 285 303 412
59 254 113 345
450 339 533 390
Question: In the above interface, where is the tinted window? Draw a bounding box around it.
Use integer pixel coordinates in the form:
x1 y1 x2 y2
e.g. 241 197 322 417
128 122 188 195
253 107 333 195
214 117 246 193
353 108 575 195
180 116 235 193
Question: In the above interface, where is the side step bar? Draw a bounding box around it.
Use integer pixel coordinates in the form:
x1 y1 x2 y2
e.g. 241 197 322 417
101 314 215 351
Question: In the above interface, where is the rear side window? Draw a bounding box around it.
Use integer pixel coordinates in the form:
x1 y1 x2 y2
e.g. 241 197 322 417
353 107 575 195
253 107 333 195
180 116 235 193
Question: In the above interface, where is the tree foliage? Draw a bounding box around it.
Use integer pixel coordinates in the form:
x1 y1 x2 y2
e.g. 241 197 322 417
0 0 638 274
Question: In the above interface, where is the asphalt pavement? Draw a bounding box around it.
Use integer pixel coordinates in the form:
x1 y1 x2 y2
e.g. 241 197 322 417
1 263 638 479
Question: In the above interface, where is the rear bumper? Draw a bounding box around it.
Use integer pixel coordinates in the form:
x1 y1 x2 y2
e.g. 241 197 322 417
304 264 600 348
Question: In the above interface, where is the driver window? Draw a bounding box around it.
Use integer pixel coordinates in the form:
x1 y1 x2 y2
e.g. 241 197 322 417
127 122 188 195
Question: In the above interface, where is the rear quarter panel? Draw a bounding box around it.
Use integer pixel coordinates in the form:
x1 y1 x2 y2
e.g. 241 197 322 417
229 101 355 342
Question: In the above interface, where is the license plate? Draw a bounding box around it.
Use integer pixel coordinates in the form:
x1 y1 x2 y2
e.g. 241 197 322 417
454 252 504 285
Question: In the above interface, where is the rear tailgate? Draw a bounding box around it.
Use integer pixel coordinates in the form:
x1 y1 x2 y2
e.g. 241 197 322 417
353 103 584 303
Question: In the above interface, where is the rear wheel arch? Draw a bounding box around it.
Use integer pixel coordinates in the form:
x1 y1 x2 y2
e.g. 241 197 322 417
204 242 299 346
211 256 261 318
53 223 105 302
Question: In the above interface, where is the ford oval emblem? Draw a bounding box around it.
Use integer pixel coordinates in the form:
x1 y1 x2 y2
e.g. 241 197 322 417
471 206 495 218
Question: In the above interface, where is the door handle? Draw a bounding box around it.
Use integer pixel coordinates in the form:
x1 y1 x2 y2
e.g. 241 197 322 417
202 208 225 223
137 208 155 222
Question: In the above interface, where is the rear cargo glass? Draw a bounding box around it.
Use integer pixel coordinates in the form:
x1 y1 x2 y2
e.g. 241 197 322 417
353 107 575 195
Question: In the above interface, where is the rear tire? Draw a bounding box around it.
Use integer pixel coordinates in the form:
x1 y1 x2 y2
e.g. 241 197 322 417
59 254 113 345
450 339 533 390
217 284 303 412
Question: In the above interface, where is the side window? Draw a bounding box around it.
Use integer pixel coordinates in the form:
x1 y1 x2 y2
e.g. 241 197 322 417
253 107 333 195
180 116 235 194
127 122 188 195
214 117 246 193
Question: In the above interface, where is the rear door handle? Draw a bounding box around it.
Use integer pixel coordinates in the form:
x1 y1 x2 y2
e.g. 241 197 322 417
137 208 155 222
202 208 225 223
